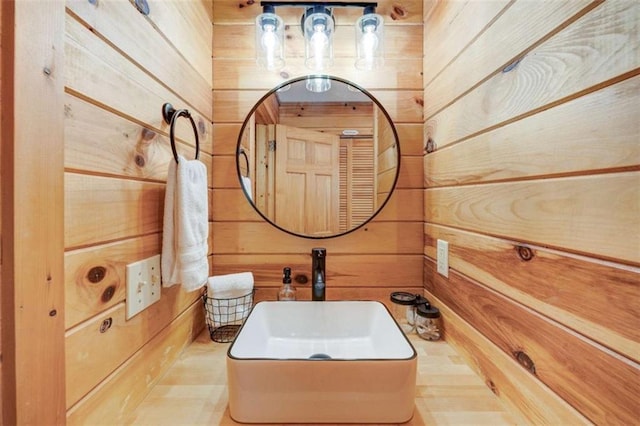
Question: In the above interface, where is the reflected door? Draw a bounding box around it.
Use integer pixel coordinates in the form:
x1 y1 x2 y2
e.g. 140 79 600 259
274 125 340 236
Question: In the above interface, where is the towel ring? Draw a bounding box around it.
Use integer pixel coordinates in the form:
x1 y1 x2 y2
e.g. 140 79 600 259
162 103 200 164
239 148 250 178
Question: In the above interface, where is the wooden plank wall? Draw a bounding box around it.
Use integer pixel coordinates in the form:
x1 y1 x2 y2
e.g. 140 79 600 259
211 1 425 303
423 0 640 424
1 1 66 423
0 0 3 417
63 0 212 424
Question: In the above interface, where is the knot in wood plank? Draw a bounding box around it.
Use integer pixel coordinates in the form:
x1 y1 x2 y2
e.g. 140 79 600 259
102 285 116 303
516 245 534 262
134 154 146 167
87 266 107 283
485 379 499 396
99 317 113 333
514 350 536 375
390 4 409 20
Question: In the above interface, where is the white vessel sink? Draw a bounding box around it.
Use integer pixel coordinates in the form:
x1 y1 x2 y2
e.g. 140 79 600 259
227 301 417 424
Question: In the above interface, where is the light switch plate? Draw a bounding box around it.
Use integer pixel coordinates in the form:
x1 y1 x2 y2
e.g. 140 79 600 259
437 239 449 278
126 255 162 320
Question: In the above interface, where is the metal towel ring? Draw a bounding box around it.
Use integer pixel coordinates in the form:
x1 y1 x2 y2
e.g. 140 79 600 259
239 148 250 178
162 103 200 164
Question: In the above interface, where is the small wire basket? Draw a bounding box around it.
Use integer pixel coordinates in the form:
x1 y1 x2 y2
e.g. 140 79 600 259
202 287 254 343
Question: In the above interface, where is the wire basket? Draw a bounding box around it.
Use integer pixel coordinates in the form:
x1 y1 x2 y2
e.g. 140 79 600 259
202 287 254 343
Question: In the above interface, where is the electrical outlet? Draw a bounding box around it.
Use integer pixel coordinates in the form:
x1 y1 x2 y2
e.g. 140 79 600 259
126 255 161 320
437 239 449 278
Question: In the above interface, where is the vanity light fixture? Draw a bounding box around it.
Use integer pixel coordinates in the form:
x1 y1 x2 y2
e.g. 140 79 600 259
256 2 383 72
355 5 384 70
255 4 285 70
306 75 332 92
302 5 334 71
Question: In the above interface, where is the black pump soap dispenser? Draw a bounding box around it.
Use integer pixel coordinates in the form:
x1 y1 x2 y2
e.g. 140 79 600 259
311 248 326 301
277 267 296 301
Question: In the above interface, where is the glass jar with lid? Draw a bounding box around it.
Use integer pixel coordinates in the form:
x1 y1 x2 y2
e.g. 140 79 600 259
415 304 441 341
389 292 417 333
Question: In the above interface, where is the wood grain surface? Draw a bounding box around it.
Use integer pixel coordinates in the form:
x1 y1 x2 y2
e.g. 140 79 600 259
423 0 640 423
124 328 519 426
62 1 214 416
2 1 66 423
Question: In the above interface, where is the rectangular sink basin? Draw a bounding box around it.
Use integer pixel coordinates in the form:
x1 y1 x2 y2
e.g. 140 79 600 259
227 301 417 424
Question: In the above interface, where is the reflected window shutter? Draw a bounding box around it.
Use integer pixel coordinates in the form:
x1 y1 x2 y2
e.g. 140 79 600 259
339 139 374 232
339 143 348 232
350 140 375 227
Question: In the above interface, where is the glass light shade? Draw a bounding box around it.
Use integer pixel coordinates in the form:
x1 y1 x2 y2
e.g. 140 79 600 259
305 76 331 93
256 12 285 70
303 11 334 71
355 13 384 70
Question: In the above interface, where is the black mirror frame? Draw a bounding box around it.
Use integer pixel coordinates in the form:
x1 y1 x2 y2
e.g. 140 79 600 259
235 74 401 239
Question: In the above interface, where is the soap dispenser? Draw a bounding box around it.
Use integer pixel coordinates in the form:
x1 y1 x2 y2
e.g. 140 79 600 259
277 267 296 301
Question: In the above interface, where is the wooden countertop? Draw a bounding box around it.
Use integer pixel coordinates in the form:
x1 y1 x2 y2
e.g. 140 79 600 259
125 329 517 425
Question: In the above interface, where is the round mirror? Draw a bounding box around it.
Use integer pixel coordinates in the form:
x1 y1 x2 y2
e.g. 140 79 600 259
236 75 400 239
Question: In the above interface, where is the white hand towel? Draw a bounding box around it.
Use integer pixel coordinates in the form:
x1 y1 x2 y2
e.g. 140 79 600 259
241 176 253 201
161 155 209 292
207 272 254 299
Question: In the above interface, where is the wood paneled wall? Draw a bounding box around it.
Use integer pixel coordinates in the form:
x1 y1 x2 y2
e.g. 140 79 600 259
6 1 636 423
2 2 66 423
423 1 640 424
211 1 425 303
0 0 3 416
63 0 212 423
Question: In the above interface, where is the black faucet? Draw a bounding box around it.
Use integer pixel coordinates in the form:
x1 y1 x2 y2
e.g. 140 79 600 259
311 248 326 301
